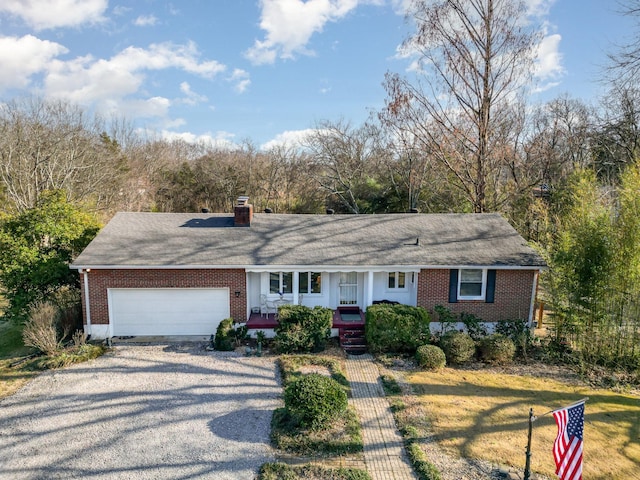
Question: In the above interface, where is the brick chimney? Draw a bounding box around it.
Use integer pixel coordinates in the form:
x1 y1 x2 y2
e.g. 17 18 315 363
234 196 253 226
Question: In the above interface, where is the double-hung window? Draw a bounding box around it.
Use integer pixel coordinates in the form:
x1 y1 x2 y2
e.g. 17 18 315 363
387 272 406 290
457 269 486 300
299 272 322 294
270 272 293 294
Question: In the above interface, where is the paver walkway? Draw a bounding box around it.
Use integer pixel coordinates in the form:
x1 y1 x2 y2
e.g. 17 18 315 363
345 354 417 480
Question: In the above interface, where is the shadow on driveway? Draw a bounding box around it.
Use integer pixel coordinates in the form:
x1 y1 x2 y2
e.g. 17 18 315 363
0 345 281 480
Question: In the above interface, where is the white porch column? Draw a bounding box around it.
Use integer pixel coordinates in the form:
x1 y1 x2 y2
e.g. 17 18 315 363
293 271 300 304
366 271 374 308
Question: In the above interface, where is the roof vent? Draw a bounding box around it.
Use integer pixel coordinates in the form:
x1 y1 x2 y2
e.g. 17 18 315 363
326 208 335 215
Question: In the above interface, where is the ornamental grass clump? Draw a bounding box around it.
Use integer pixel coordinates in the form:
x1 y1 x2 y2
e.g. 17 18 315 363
284 373 348 430
22 301 60 355
415 344 446 370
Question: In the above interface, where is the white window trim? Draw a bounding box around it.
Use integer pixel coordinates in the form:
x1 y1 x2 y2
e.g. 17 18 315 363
298 271 323 295
387 271 408 291
457 268 487 301
269 271 293 295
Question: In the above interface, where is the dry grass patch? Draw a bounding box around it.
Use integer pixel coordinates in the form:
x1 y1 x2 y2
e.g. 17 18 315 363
0 320 40 399
408 366 640 480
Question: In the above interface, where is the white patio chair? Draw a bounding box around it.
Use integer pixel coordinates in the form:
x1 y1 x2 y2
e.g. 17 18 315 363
259 294 276 318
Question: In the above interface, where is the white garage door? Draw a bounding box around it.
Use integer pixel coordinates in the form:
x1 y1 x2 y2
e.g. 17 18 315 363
109 288 230 336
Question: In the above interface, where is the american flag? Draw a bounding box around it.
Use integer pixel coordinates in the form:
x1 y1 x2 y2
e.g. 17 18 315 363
552 401 584 480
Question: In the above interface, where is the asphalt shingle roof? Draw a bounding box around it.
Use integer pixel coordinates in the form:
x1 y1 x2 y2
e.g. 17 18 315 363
70 212 546 268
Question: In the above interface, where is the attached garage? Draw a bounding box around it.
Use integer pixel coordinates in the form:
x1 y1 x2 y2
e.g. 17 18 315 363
108 288 230 337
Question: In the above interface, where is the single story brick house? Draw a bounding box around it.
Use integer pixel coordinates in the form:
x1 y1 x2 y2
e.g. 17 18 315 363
70 197 545 341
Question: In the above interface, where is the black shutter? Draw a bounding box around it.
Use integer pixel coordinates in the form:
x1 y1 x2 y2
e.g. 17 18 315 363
486 269 496 303
448 269 458 303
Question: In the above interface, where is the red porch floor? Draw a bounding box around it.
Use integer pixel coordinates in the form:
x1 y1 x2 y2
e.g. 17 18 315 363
245 307 365 329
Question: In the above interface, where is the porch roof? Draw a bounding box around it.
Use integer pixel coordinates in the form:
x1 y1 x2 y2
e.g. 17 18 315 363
71 212 545 269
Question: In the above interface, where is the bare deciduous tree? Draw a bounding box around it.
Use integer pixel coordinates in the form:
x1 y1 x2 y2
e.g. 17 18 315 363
0 97 128 213
305 120 390 214
381 0 540 213
607 0 640 85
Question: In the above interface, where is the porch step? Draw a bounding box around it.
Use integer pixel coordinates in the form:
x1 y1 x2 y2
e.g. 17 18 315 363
339 326 367 355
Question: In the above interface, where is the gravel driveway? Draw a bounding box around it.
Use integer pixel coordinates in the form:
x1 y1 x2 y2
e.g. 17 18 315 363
0 345 281 480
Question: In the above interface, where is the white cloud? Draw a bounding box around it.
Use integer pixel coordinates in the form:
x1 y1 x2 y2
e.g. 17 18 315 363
44 41 226 104
134 14 159 27
118 96 173 119
38 41 227 131
534 32 564 91
0 0 107 30
260 128 318 150
0 35 67 91
154 129 238 149
524 0 556 18
178 81 208 105
112 5 131 16
245 0 359 65
228 69 251 93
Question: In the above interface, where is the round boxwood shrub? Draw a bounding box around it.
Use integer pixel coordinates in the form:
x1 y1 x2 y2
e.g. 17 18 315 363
479 334 516 364
415 344 446 370
284 373 348 430
439 331 476 365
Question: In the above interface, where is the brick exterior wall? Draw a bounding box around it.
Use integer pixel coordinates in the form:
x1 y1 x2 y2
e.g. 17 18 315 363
80 269 247 326
417 269 537 322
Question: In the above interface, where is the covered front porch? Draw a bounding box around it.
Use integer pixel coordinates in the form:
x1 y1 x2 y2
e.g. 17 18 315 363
245 306 367 354
244 268 418 321
245 305 366 330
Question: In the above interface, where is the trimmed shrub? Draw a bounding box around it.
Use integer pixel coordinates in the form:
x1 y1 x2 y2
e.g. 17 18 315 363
284 373 348 430
22 301 60 355
214 318 235 351
496 319 533 358
274 305 332 354
439 331 476 365
365 304 431 354
479 334 516 365
415 344 446 370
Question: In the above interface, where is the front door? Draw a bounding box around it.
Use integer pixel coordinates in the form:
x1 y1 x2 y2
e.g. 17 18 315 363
339 272 358 305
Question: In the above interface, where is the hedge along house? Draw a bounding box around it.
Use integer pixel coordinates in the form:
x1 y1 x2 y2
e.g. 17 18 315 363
70 196 546 341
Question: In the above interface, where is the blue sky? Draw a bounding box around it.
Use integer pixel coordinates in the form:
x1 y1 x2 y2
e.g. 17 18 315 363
0 1 635 149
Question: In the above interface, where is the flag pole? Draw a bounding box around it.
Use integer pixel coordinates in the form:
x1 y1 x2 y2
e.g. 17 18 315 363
524 397 588 480
524 407 535 480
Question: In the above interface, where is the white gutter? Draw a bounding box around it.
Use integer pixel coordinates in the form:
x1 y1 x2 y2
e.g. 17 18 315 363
81 268 92 335
70 264 545 271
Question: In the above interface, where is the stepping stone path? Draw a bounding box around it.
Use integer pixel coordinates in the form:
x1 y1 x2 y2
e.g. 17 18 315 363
345 354 417 480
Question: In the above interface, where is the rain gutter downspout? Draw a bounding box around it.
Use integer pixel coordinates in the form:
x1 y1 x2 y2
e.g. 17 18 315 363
81 268 92 337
